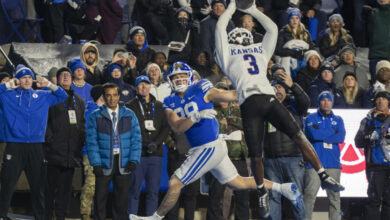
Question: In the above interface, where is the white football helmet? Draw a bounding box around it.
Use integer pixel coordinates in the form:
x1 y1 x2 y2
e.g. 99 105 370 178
228 27 254 46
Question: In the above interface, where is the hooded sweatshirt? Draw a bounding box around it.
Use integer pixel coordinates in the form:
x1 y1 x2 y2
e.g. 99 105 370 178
80 42 104 85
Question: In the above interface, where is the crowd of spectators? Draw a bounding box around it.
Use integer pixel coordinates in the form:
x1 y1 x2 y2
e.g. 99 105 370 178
1 0 390 219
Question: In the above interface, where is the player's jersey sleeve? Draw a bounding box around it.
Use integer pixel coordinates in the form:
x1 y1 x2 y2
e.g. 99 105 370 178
163 95 174 110
193 79 214 98
215 1 235 72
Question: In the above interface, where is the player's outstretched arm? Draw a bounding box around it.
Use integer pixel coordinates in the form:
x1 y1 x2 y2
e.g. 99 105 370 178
204 88 238 103
165 109 195 133
215 0 236 71
239 5 278 61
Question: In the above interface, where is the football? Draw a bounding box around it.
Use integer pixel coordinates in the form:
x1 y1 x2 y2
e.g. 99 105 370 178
236 0 255 10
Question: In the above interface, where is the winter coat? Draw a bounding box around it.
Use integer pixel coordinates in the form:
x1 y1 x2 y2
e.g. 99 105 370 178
106 64 136 103
308 77 346 108
126 95 169 157
264 83 309 158
275 25 315 58
86 104 142 174
295 65 321 94
341 87 365 109
305 109 346 169
45 89 85 167
126 40 156 73
318 29 354 58
0 84 67 143
368 4 390 59
200 12 234 61
355 109 390 170
167 14 201 64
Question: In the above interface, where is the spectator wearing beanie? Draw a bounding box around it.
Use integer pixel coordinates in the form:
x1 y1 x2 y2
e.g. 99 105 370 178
363 60 390 108
44 67 86 220
275 7 315 76
334 45 370 90
47 67 58 85
107 63 136 103
0 64 67 220
340 72 365 108
80 84 105 220
80 42 104 86
308 62 346 108
304 91 345 220
318 14 354 59
126 26 156 74
69 58 94 108
200 0 234 62
146 63 171 103
295 50 323 93
103 48 139 86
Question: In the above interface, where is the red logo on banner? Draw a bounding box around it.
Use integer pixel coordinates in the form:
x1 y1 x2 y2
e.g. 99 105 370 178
339 143 366 174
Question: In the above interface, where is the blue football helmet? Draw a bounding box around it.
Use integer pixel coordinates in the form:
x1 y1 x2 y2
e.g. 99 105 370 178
228 27 254 46
168 61 193 92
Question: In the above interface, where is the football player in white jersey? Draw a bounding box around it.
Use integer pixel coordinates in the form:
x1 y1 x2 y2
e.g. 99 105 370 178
130 62 304 220
215 0 344 218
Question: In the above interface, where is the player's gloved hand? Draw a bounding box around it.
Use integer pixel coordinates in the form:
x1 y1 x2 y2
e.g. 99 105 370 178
219 130 243 141
190 109 217 123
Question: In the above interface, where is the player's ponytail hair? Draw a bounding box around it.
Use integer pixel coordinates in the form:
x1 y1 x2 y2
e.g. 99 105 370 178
287 23 309 42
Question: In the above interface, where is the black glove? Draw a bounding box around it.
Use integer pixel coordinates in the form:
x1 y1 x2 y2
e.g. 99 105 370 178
292 50 305 60
93 166 104 176
125 162 137 173
146 142 158 154
312 124 319 129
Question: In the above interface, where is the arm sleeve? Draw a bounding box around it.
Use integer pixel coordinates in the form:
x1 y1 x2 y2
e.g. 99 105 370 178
247 6 278 61
129 112 142 164
154 105 170 145
215 1 235 71
290 83 310 115
355 117 372 149
324 117 346 143
48 86 68 106
86 113 102 166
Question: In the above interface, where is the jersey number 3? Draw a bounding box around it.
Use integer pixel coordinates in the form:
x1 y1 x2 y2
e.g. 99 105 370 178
243 54 259 75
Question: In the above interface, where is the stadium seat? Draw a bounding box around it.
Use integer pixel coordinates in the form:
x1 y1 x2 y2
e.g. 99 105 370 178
1 0 44 44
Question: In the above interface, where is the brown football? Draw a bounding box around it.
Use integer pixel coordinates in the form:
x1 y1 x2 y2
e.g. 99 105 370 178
236 0 255 10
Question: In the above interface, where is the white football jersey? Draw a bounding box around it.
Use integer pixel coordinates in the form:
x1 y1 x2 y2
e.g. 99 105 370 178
220 43 275 105
214 2 279 105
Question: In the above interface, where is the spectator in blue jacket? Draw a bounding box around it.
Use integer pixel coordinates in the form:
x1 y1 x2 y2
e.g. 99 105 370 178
303 91 346 220
0 64 68 220
355 91 390 219
86 83 141 220
308 62 346 108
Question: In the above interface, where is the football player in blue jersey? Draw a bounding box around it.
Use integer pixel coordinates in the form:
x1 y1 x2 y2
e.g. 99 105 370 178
129 62 304 220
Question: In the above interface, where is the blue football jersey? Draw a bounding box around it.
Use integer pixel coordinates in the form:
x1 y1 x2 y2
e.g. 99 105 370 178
163 79 219 147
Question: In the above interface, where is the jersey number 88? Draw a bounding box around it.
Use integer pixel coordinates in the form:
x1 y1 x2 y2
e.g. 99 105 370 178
174 101 199 118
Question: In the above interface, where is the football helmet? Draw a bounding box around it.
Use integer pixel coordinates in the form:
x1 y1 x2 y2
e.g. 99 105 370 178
167 61 193 92
228 27 254 46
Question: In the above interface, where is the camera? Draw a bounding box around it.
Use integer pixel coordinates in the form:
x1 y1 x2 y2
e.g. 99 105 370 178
120 52 133 59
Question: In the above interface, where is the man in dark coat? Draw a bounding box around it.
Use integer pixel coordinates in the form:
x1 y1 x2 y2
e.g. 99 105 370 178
44 67 86 220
